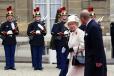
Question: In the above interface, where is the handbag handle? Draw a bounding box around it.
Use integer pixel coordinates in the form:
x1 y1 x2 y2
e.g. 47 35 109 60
75 45 84 57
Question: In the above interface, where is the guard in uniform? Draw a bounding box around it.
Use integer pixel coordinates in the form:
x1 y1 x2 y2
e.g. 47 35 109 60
87 5 103 32
27 7 46 70
87 5 104 25
79 5 95 32
50 8 61 50
51 7 69 76
110 22 114 58
0 6 19 70
87 5 96 19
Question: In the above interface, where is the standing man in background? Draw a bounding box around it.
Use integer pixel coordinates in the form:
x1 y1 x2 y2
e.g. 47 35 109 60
27 7 46 70
0 6 19 70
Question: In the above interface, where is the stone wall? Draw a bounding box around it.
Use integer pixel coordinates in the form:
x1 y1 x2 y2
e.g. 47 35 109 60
65 0 82 15
65 0 110 35
0 0 111 35
90 0 110 35
110 0 114 22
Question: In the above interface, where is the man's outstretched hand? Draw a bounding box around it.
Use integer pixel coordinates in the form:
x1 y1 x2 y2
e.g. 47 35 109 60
96 63 103 68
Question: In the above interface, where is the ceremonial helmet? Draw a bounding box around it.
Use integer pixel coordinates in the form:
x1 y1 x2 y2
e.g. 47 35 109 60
6 6 14 17
87 5 95 17
59 6 67 16
33 6 41 18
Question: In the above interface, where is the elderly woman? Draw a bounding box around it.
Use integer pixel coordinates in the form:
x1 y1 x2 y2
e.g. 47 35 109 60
66 15 85 76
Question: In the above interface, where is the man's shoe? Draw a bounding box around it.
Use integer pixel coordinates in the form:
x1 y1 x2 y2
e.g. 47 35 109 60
34 68 43 71
10 67 16 70
56 66 61 69
4 67 10 70
38 68 43 70
34 68 38 70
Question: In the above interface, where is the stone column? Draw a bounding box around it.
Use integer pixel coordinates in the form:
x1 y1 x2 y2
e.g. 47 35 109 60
67 0 81 15
110 0 114 22
15 0 28 35
27 0 33 22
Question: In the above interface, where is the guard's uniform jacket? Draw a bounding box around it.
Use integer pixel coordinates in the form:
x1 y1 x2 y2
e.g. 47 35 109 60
51 21 69 47
27 21 46 70
27 21 46 46
0 21 19 69
0 21 19 45
51 21 69 69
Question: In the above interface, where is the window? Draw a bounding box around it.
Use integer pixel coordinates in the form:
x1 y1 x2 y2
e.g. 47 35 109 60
50 0 62 29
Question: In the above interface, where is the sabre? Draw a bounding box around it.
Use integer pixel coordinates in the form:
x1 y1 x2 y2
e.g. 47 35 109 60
41 15 48 25
97 16 104 23
100 16 104 22
41 15 48 21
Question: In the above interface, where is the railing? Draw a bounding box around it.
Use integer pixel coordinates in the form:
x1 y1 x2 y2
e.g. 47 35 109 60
0 36 112 62
0 37 49 63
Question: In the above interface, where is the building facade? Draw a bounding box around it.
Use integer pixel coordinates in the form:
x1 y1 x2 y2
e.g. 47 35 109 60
0 0 110 36
0 0 113 62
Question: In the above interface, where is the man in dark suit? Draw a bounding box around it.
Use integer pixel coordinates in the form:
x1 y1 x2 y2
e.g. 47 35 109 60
80 10 107 76
0 6 19 70
79 24 86 31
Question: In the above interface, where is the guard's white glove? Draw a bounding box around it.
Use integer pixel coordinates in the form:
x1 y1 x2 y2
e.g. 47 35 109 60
38 24 44 30
36 30 41 34
7 30 13 35
11 22 15 30
62 47 66 53
64 30 69 35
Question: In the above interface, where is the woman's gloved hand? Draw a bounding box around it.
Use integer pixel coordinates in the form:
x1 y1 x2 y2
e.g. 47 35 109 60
69 48 74 52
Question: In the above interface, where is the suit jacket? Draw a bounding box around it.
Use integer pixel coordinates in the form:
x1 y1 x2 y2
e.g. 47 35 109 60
84 19 106 63
79 24 86 31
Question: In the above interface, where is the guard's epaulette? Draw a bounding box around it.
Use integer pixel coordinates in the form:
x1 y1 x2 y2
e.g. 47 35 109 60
57 22 61 24
54 22 60 25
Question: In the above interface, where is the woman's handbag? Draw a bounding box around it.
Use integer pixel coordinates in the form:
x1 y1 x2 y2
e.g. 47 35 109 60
72 47 85 66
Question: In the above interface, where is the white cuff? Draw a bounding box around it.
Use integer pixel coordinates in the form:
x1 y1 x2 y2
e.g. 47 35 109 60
7 30 13 35
64 30 69 35
36 30 41 34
